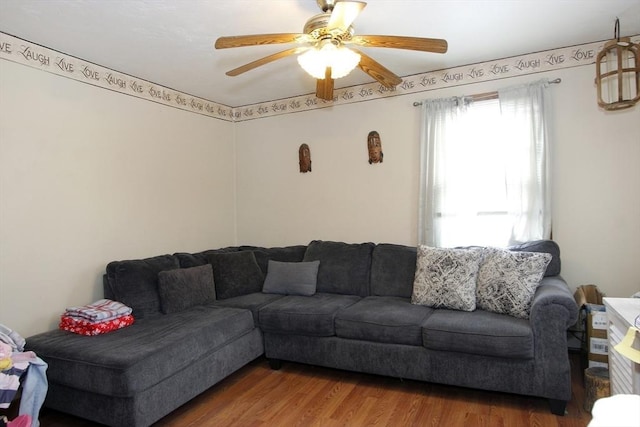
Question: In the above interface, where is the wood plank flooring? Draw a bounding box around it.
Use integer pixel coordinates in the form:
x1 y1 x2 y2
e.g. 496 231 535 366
37 352 592 427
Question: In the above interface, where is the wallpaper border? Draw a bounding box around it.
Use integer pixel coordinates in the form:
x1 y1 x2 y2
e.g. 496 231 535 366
2 31 638 122
236 35 639 121
0 32 235 121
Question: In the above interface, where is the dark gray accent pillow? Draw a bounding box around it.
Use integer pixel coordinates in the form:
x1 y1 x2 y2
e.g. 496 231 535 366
509 240 560 276
105 254 180 319
157 264 216 314
262 260 320 296
206 251 265 299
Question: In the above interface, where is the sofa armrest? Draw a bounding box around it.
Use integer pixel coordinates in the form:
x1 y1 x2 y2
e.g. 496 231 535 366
530 275 578 329
528 275 579 404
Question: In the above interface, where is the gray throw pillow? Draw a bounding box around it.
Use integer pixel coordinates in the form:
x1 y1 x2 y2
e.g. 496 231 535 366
157 264 216 314
262 260 320 296
508 240 561 276
476 248 551 319
411 246 484 311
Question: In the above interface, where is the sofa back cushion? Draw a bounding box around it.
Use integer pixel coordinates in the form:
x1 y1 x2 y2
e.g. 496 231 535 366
157 264 216 314
370 244 417 298
205 251 265 299
105 254 180 319
302 240 374 296
238 245 307 274
174 247 239 268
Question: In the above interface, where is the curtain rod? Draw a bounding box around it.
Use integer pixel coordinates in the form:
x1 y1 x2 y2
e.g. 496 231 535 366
412 78 562 107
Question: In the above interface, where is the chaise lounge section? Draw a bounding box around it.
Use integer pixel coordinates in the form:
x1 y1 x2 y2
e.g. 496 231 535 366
25 240 578 427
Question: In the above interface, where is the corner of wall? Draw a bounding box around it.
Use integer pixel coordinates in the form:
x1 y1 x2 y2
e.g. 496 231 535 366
231 120 239 246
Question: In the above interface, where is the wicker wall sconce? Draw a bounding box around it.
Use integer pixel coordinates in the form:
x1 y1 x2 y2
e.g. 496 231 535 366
595 19 640 111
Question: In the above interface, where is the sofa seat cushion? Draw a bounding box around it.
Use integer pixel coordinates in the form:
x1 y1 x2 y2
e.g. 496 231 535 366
214 292 284 322
335 296 434 346
258 293 361 336
25 305 256 397
422 309 533 359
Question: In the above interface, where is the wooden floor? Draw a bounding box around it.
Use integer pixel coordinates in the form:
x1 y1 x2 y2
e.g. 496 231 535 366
36 352 592 427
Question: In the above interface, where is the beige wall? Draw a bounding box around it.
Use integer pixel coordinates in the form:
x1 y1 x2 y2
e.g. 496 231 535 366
235 99 420 246
0 60 237 336
236 65 640 299
551 67 640 300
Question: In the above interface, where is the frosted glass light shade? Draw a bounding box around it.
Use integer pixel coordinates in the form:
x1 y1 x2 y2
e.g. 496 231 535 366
298 44 361 79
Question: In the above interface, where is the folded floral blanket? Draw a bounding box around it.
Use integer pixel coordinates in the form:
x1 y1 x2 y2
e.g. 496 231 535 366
59 314 134 336
64 299 132 322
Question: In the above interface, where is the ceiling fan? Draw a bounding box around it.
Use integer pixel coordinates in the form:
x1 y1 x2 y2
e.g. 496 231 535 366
214 0 448 101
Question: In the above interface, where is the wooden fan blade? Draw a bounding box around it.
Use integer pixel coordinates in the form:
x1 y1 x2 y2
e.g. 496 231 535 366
350 35 448 53
226 47 308 76
316 67 335 100
328 1 366 31
215 33 310 49
352 49 402 88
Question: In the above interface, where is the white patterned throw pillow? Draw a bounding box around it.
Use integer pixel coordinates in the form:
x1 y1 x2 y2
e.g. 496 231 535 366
476 248 552 319
411 246 484 311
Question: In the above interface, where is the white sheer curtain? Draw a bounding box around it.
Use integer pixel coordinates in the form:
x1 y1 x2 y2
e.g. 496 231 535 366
417 96 468 247
417 80 552 248
498 80 552 244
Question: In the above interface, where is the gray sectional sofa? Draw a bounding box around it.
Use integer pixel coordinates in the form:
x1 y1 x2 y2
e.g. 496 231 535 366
25 240 578 427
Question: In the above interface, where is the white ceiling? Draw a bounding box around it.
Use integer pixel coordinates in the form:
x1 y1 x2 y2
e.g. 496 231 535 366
1 0 639 107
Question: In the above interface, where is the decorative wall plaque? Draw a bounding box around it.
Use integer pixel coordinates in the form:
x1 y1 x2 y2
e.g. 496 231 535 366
299 143 312 173
367 131 383 164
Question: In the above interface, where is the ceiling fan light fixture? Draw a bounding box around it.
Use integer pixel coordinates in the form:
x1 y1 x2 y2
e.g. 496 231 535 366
298 43 361 79
215 1 448 101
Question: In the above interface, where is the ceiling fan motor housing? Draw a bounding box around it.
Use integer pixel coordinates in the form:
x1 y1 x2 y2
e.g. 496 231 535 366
303 13 354 44
316 0 338 12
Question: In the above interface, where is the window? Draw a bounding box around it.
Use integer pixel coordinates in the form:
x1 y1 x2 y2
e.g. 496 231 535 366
418 80 552 248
